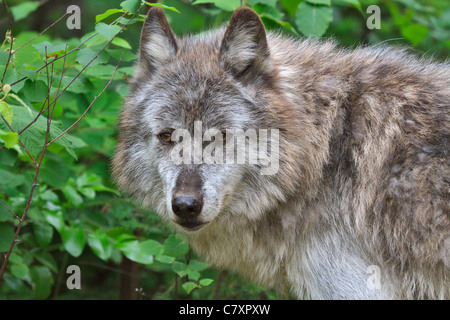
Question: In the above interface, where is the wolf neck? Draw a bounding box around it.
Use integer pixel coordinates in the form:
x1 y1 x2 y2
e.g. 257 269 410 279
186 192 379 299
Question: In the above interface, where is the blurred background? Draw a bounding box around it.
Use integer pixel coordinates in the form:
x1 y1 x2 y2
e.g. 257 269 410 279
0 0 448 300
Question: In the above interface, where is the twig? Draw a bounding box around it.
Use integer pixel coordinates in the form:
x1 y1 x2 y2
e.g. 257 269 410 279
0 2 145 280
0 45 58 278
0 9 130 94
0 4 143 151
0 115 38 166
0 200 20 220
46 52 123 146
1 0 13 83
0 109 49 278
213 270 226 299
12 12 69 54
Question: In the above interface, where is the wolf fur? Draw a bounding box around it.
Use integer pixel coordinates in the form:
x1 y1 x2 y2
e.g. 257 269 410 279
112 7 449 299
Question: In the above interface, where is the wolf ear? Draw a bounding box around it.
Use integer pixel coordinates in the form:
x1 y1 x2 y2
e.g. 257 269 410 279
138 7 177 72
220 7 271 81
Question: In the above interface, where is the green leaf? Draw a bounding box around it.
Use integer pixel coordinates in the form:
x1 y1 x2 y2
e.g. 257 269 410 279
76 172 102 188
88 230 113 261
280 0 302 17
30 266 53 299
11 263 29 280
163 235 189 258
0 51 9 65
0 106 42 157
121 0 141 12
79 187 96 200
7 94 32 115
0 169 25 187
157 255 175 264
112 37 132 49
84 64 124 80
43 210 65 232
95 22 123 41
331 0 362 13
192 0 240 12
144 2 180 13
22 79 48 102
295 2 333 37
10 1 39 22
401 24 429 46
172 261 189 276
8 253 22 264
34 222 53 248
141 239 163 257
0 222 15 251
172 259 208 281
188 259 208 272
394 0 434 12
34 251 58 273
259 14 299 35
107 49 137 62
76 48 109 68
40 159 70 187
32 41 67 57
40 189 59 202
0 101 13 124
307 0 331 5
1 132 18 149
111 232 135 243
96 8 125 23
199 278 214 286
182 281 198 294
172 262 200 280
62 186 83 207
116 240 154 264
248 0 277 7
253 4 284 20
61 227 86 257
18 68 39 82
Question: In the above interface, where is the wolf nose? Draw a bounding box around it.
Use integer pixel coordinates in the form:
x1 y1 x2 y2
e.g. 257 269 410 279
172 195 203 219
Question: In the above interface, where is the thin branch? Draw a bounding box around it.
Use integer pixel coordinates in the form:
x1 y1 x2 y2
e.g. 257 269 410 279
0 3 145 279
0 115 38 166
0 75 52 280
1 0 14 83
47 52 123 146
213 270 226 299
0 95 51 153
0 9 130 94
0 4 142 151
0 200 20 221
11 12 69 54
0 43 67 279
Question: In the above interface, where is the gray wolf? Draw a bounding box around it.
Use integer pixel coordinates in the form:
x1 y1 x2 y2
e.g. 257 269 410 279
112 7 449 299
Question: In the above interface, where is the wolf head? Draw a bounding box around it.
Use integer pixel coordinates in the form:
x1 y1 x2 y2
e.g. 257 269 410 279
112 7 309 233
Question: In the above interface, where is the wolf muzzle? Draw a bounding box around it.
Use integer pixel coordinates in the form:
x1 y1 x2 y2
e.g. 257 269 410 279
171 167 205 231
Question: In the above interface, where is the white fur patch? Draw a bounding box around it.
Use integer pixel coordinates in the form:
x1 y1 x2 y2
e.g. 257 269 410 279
145 32 174 65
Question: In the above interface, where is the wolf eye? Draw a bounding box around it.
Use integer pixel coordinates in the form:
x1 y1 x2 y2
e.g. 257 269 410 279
158 132 172 144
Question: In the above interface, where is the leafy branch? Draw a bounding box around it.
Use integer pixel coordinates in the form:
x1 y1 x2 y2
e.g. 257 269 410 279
0 0 144 280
